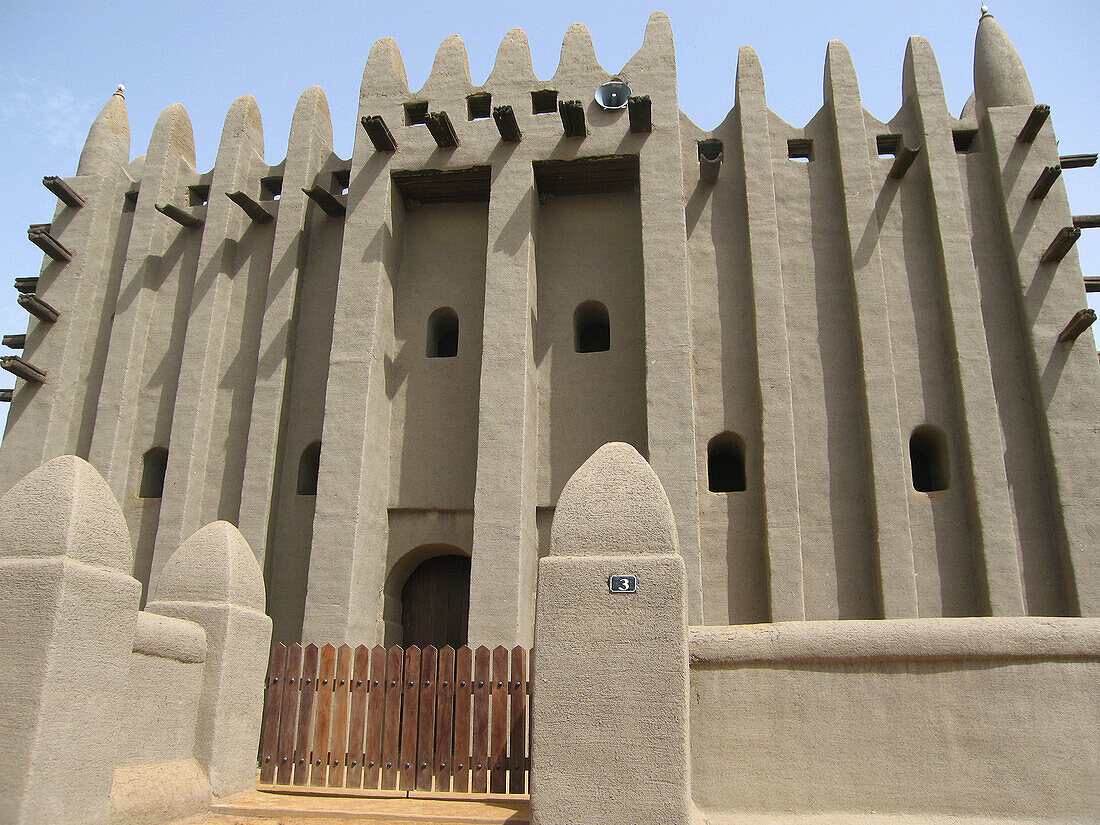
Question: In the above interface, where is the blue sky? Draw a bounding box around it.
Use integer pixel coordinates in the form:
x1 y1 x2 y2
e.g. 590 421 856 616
0 1 1096 431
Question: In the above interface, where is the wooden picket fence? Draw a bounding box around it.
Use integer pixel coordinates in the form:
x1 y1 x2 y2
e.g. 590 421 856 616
257 643 530 795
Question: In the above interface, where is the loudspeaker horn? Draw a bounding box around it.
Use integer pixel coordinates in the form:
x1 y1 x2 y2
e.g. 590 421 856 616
594 79 632 110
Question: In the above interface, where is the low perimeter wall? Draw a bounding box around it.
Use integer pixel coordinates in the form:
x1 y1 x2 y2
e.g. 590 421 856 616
690 617 1100 823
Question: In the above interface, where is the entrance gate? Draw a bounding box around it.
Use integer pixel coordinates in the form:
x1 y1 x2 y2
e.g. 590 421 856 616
258 643 530 795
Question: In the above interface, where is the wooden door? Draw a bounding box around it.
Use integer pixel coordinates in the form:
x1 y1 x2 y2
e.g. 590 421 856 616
400 555 470 649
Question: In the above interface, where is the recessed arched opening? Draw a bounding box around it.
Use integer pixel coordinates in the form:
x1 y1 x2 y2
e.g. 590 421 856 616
910 425 949 492
139 446 168 499
389 548 471 649
574 300 610 353
427 307 459 358
708 431 746 493
297 440 321 495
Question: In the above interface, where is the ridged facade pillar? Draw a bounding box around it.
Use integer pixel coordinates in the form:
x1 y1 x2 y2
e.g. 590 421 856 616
824 41 918 618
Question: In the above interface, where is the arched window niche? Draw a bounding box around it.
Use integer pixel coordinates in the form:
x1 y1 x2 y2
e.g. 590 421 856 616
427 307 459 358
139 446 168 499
574 300 610 353
707 431 746 493
910 425 949 493
297 440 321 495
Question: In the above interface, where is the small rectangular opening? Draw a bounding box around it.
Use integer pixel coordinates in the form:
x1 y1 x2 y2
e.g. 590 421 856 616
953 129 978 153
466 92 492 121
260 176 283 201
187 184 210 206
531 89 558 115
787 139 813 162
877 134 902 157
404 100 429 126
330 169 350 196
123 189 139 213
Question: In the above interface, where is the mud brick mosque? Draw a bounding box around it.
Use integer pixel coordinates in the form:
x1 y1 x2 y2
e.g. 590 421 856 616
1 8 1099 823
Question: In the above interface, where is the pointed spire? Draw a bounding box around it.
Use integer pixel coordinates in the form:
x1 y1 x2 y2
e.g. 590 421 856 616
555 23 604 81
76 87 130 177
823 39 861 106
217 95 264 161
422 34 472 93
362 37 409 97
974 9 1034 109
290 85 332 146
623 11 675 77
487 28 536 87
903 35 946 104
735 45 766 106
148 103 196 168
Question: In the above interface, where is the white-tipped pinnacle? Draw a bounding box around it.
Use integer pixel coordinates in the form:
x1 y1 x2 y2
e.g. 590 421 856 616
980 5 991 18
116 83 125 96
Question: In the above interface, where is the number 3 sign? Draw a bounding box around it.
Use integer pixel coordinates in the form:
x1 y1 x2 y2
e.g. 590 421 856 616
608 575 637 593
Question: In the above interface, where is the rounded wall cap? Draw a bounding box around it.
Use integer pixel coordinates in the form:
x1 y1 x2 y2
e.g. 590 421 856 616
152 521 265 611
0 455 132 572
550 442 678 557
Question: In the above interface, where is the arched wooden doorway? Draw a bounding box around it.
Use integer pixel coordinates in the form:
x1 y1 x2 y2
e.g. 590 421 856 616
400 554 471 649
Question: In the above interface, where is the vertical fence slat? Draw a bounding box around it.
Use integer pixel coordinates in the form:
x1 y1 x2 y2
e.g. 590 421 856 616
471 646 490 793
381 646 404 790
345 645 370 788
293 644 319 785
276 643 302 784
452 646 473 793
434 646 456 792
258 643 286 784
328 644 353 786
400 646 422 791
490 646 509 794
311 644 337 785
366 645 388 789
509 646 527 794
416 646 439 790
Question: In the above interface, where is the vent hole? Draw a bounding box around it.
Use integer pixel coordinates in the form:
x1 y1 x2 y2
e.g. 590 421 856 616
910 425 949 492
787 139 814 162
298 441 321 495
428 307 459 358
953 129 978 153
467 92 492 120
405 101 429 126
708 432 746 493
574 300 610 353
140 447 168 499
531 89 558 115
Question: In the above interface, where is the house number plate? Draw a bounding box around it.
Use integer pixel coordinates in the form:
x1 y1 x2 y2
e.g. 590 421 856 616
608 575 637 593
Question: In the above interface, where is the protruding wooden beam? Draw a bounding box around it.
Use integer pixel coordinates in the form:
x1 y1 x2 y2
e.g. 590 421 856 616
698 139 723 185
3 334 26 350
627 95 652 134
492 106 522 143
1060 153 1097 169
2 355 46 383
558 100 586 138
226 191 274 223
1028 165 1062 200
155 202 204 228
17 293 59 323
1058 308 1097 342
302 185 346 217
42 176 85 208
1017 104 1050 144
361 115 397 152
1041 226 1081 263
1072 215 1100 229
14 277 38 294
0 389 12 403
424 110 458 148
888 144 921 179
1084 276 1100 293
27 224 71 262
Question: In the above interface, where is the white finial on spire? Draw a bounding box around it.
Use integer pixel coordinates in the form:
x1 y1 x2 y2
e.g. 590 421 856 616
115 83 125 98
980 5 991 18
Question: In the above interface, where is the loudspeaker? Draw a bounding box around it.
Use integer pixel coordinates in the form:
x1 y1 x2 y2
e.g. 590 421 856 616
594 79 631 109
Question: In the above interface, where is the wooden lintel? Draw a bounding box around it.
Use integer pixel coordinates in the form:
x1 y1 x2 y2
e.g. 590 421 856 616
1072 215 1100 230
27 225 71 262
302 186 347 217
1028 165 1062 200
627 95 652 134
155 202 204 228
1017 104 1050 144
227 191 274 223
14 277 38 294
1 355 46 383
1058 308 1097 343
0 389 12 403
424 111 459 149
43 176 85 208
1059 153 1098 169
3 334 26 349
17 293 59 323
492 106 522 143
1041 226 1081 263
558 100 586 138
361 115 397 152
888 145 921 179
